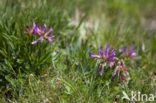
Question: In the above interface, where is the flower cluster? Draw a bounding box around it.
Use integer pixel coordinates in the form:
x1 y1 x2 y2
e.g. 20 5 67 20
89 44 136 83
90 44 115 76
23 21 55 44
119 45 136 58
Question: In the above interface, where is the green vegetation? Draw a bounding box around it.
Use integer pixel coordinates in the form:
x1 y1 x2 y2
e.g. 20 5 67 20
0 0 156 102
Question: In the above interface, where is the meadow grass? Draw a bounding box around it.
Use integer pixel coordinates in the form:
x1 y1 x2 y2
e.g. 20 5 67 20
0 0 156 102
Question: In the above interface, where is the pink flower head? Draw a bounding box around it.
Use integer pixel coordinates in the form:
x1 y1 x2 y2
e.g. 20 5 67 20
89 44 115 64
32 23 55 44
23 21 36 36
119 45 136 58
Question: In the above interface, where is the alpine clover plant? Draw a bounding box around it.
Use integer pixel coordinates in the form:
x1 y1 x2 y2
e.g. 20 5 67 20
0 21 56 96
89 44 136 84
23 21 56 44
31 23 56 44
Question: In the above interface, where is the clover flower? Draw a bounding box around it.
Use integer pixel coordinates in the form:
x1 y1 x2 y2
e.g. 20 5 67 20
23 21 36 36
119 45 136 58
89 44 115 64
89 44 115 76
32 23 55 44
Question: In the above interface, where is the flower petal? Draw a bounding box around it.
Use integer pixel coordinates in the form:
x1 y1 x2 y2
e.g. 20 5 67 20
32 36 44 44
46 35 56 39
46 27 53 35
112 68 117 77
104 44 109 58
119 47 125 52
107 50 115 63
109 62 114 68
36 27 42 35
109 49 115 57
98 46 103 56
89 52 100 58
131 52 136 56
48 39 53 42
37 23 41 30
32 21 36 29
46 35 55 42
43 24 47 32
32 28 36 34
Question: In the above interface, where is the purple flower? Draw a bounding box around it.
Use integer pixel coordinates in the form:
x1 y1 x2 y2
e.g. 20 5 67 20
89 44 115 64
23 21 36 36
32 24 55 44
119 45 136 58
